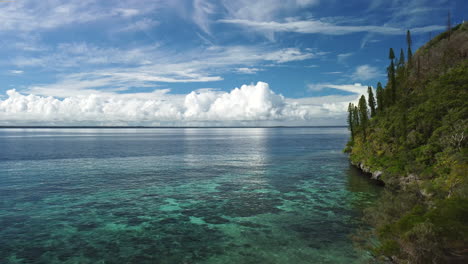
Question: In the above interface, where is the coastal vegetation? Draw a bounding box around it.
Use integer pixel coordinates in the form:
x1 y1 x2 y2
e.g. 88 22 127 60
345 23 468 263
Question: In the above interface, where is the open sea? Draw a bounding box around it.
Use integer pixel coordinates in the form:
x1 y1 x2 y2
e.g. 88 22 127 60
0 127 381 264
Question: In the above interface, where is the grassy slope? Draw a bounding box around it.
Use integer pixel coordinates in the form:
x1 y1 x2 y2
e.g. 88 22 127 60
348 24 468 263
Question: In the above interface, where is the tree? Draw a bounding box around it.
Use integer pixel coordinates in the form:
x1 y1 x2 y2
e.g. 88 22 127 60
376 82 384 112
398 48 405 69
347 103 355 141
407 30 413 62
388 48 397 104
368 86 376 117
389 48 395 61
353 105 360 129
358 95 369 139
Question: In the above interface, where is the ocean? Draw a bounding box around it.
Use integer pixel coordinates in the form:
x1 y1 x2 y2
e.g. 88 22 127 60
0 127 381 263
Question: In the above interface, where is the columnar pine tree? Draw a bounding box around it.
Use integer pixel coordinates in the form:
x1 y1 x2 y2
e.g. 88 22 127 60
406 30 413 63
358 95 368 140
388 48 396 104
398 48 405 69
376 82 384 112
353 105 360 134
367 86 376 117
389 47 395 61
347 103 355 141
399 48 409 96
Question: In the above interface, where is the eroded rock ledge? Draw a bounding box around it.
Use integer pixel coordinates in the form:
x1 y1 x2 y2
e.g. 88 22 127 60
350 160 385 185
351 160 426 194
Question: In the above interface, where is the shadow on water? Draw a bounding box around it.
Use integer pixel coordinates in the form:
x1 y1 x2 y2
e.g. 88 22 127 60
345 164 383 213
346 165 384 195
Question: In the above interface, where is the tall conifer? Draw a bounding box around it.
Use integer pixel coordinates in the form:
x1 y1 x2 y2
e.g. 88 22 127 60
347 103 355 140
406 30 413 62
388 48 396 104
358 95 368 139
398 48 405 69
353 105 360 133
389 48 395 61
367 87 376 117
376 82 384 112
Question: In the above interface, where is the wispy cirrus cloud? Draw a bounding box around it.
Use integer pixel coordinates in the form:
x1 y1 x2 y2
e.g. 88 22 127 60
308 83 369 95
15 43 320 97
0 0 161 32
219 18 444 36
298 82 374 115
305 82 374 114
216 0 445 39
360 0 451 48
11 42 155 68
192 0 217 34
9 70 24 75
220 0 320 22
235 68 262 74
351 65 383 81
117 18 160 32
188 0 321 39
337 53 353 63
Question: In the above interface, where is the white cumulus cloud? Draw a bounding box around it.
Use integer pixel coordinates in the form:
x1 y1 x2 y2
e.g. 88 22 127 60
0 82 352 126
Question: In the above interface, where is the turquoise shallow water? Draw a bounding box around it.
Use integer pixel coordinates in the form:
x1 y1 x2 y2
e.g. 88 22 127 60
0 128 381 264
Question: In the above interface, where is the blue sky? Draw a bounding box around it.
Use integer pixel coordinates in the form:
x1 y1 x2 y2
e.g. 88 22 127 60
0 0 466 126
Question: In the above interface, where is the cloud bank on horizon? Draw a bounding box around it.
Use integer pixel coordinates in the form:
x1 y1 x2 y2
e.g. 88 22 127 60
0 0 465 125
0 82 367 126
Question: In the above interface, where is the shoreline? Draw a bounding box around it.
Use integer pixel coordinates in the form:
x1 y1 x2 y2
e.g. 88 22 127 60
350 160 386 186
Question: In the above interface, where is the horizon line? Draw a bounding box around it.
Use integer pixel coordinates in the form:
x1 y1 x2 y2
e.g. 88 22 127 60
0 125 347 129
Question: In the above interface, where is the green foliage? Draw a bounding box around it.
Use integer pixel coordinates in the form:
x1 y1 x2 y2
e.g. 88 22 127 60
347 24 468 263
375 240 400 256
386 50 397 104
427 198 468 242
358 95 368 140
389 47 395 60
376 82 384 113
398 48 405 69
424 21 466 51
369 197 468 263
367 87 376 117
407 30 413 62
353 105 359 127
347 103 356 141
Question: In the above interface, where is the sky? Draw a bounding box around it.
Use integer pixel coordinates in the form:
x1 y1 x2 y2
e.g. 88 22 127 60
0 0 466 126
